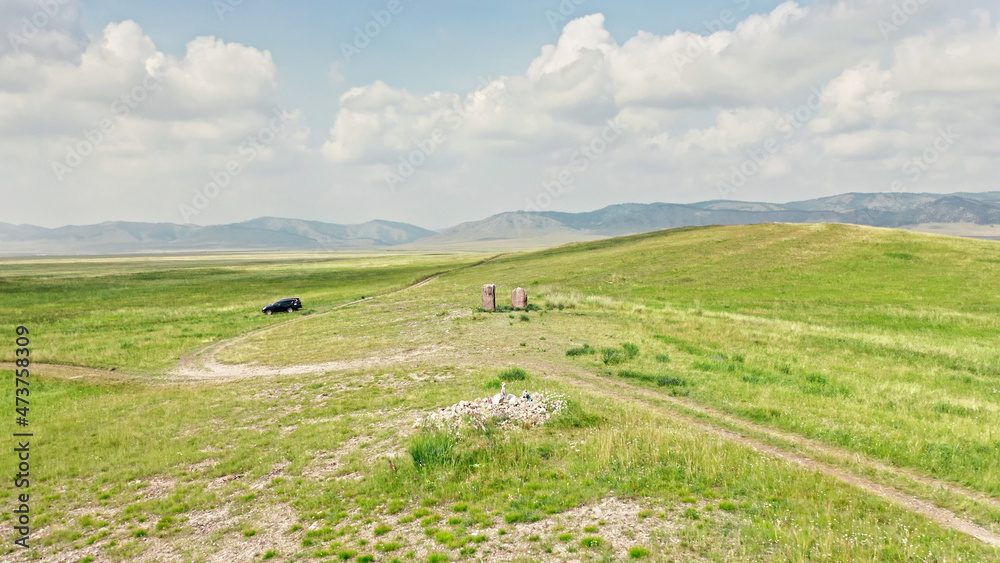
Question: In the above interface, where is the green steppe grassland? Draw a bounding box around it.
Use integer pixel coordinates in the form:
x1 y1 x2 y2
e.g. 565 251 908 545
3 223 1000 562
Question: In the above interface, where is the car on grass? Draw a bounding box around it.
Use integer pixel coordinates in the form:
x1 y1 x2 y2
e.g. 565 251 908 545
262 297 302 315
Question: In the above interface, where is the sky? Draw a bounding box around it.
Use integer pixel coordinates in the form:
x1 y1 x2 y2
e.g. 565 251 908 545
1 0 998 229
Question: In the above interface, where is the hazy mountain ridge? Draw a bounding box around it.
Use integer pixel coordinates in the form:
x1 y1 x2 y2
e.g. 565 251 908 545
0 218 437 255
3 192 1000 255
419 192 1000 247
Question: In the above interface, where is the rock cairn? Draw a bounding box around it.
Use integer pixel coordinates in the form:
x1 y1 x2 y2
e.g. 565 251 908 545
418 392 566 432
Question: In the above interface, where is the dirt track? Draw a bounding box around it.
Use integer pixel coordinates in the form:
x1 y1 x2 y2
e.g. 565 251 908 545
164 305 1000 549
29 250 1000 549
170 273 443 379
540 367 1000 548
171 252 507 379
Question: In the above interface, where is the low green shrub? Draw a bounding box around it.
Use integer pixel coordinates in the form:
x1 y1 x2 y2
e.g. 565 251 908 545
601 348 625 365
551 399 601 429
566 344 596 356
622 342 640 359
498 367 527 381
656 376 687 387
409 431 456 469
629 546 650 558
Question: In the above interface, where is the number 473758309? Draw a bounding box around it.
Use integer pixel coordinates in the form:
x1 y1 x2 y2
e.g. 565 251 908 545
15 326 30 423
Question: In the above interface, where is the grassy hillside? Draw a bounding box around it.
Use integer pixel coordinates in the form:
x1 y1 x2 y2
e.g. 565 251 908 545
1 253 481 372
225 223 1000 501
4 224 1000 562
521 223 1000 324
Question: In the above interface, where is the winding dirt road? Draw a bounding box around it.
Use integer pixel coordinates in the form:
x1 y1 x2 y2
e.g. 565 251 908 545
166 282 1000 549
172 252 506 379
29 249 1000 550
171 273 443 379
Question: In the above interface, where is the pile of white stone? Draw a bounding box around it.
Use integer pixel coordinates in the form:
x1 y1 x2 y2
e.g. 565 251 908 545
419 391 566 431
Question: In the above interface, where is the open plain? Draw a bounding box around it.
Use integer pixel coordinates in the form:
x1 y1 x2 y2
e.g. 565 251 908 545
3 223 1000 562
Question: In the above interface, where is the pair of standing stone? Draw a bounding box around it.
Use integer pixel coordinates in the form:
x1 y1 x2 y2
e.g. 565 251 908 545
482 284 527 311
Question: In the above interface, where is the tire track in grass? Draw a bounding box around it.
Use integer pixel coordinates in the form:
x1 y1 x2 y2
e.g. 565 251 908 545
28 254 506 380
170 276 1000 548
171 274 440 378
38 250 1000 547
171 253 506 379
30 344 1000 547
541 366 1000 548
552 356 1000 514
670 389 1000 514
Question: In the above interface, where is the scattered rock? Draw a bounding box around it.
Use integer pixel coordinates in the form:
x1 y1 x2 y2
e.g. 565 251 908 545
418 391 566 430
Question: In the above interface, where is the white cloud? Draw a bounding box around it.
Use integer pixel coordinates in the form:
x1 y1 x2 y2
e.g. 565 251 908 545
316 0 999 217
2 0 998 229
811 60 899 134
679 108 784 155
0 16 309 227
526 14 616 80
0 0 84 60
154 35 277 116
891 18 1000 93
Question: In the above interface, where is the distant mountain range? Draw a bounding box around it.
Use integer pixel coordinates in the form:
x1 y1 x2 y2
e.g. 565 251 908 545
417 192 1000 249
3 191 1000 255
0 218 436 255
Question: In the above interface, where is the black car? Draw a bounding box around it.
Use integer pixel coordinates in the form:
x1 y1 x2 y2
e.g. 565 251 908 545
262 297 302 315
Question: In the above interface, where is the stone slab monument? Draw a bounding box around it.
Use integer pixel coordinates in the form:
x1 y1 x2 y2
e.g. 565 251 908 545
512 287 528 309
482 284 496 311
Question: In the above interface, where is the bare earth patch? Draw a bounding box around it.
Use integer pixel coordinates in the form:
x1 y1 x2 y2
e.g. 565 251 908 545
132 503 301 563
346 497 734 562
174 344 453 380
301 435 406 482
137 477 177 501
1 503 303 563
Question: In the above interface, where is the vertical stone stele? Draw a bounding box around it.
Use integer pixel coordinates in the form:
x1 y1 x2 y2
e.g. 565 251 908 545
512 287 528 309
482 284 496 311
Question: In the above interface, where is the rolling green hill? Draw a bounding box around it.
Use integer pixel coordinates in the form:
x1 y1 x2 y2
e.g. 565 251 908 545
225 223 1000 492
6 223 1000 562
